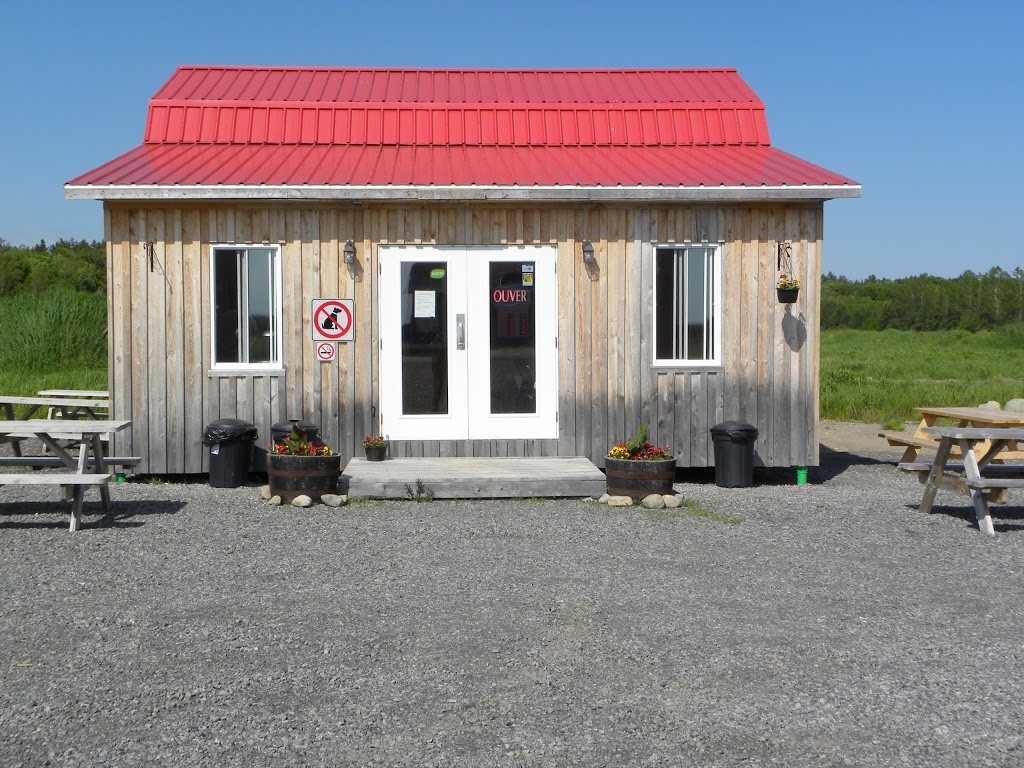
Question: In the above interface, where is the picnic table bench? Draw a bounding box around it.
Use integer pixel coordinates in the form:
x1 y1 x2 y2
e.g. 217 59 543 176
0 419 132 531
899 426 1024 536
880 406 1024 462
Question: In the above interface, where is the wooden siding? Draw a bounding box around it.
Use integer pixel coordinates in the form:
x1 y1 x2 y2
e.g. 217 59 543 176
105 202 823 473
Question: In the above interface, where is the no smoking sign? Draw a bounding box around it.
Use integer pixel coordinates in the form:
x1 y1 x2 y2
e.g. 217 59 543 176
312 298 354 342
316 342 336 362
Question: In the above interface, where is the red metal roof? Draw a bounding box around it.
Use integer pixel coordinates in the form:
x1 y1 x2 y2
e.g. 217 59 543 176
68 67 859 195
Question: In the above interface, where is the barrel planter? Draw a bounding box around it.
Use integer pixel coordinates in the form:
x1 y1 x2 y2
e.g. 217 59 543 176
605 456 677 499
267 454 342 502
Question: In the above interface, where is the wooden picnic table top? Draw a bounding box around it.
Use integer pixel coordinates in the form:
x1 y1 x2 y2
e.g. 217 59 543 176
913 406 1024 424
0 395 110 408
37 389 109 398
0 419 130 436
922 425 1024 441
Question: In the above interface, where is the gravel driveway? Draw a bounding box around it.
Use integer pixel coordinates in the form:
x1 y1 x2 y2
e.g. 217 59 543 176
1 444 1022 767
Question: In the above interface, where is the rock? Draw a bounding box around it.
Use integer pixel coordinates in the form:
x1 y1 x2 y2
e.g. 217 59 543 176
291 495 313 508
321 494 346 508
1005 398 1024 414
606 495 634 507
641 494 666 509
259 485 272 501
268 495 282 506
598 493 612 504
978 401 1001 410
663 494 683 509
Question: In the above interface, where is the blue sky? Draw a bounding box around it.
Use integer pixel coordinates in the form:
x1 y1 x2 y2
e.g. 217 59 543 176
3 0 1020 279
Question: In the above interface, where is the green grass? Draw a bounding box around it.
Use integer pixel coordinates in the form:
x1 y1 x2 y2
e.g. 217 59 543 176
0 290 107 401
821 327 1024 424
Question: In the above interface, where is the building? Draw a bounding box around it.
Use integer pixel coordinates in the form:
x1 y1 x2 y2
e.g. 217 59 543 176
66 67 859 474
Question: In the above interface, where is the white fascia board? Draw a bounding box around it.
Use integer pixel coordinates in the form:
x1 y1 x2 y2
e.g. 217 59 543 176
64 183 862 202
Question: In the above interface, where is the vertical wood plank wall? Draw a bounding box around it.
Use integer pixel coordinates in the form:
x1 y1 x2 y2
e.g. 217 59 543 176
106 202 823 473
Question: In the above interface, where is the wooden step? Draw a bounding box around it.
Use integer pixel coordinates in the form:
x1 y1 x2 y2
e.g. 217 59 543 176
343 456 607 499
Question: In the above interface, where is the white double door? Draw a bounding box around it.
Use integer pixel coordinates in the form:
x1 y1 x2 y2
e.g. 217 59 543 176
379 245 557 441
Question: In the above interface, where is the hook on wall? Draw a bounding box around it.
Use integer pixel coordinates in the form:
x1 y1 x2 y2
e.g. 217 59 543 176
777 241 793 274
144 241 155 272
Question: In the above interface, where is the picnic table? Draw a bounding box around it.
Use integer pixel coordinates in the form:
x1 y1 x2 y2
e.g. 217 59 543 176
0 419 131 531
899 426 1024 536
880 406 1024 463
0 395 112 454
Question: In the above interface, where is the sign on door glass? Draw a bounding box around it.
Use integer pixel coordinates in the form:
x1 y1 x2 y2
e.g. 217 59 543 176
488 262 536 414
401 262 448 415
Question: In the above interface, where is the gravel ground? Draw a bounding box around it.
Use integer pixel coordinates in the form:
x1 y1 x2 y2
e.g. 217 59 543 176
1 441 1023 767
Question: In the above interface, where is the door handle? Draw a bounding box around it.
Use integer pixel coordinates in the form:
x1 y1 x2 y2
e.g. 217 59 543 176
456 314 466 350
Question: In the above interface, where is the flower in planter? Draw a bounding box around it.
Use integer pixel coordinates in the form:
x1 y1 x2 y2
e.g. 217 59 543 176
777 273 800 290
607 423 672 461
270 425 333 456
363 435 387 448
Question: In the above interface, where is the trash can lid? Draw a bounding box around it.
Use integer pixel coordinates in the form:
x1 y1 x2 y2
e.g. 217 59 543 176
271 419 320 434
202 418 258 445
710 421 759 439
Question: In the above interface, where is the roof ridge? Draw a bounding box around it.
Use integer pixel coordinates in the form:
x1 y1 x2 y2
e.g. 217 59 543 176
173 65 742 74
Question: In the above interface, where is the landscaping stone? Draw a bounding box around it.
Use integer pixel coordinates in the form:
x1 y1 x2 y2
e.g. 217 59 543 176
598 493 611 504
606 495 634 507
978 400 1001 410
641 494 666 509
663 494 683 509
267 495 282 506
291 494 313 508
259 484 272 501
1005 398 1024 413
321 494 347 508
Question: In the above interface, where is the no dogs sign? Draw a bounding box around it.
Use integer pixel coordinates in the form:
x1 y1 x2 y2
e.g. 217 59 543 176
312 299 354 342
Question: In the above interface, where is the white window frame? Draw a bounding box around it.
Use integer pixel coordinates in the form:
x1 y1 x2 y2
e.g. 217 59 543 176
652 243 723 367
209 244 284 372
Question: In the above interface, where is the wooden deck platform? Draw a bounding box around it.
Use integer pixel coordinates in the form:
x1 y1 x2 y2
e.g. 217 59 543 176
342 456 606 499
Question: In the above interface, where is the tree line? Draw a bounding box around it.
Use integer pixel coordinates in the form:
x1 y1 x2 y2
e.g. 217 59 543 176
0 238 106 297
823 268 1024 331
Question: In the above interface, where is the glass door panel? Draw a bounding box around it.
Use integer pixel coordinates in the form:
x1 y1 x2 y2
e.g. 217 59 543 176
488 261 536 415
379 248 467 441
467 247 557 440
400 261 449 415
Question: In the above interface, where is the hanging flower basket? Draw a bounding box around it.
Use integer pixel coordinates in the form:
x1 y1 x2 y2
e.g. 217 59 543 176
776 274 800 304
776 287 799 303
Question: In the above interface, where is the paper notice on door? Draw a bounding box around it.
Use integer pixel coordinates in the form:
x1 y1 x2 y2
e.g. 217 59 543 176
414 290 436 318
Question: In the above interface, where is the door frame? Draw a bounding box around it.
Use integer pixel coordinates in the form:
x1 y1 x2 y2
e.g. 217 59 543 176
378 245 558 441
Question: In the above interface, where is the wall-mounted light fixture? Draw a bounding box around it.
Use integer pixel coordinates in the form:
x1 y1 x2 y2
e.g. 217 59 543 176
344 240 356 265
582 240 595 265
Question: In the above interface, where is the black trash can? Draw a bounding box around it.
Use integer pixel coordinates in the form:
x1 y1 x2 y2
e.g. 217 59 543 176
710 421 759 488
270 418 322 448
202 418 258 488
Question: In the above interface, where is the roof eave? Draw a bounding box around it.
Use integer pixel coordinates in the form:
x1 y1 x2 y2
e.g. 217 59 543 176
64 184 862 202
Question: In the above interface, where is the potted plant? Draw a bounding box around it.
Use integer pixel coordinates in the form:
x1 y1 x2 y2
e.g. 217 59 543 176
605 423 676 498
777 273 800 303
363 435 388 462
267 425 341 502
